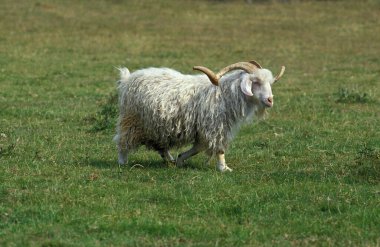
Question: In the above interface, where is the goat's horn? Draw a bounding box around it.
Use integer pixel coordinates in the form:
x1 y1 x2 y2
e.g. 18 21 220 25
216 62 257 78
249 60 263 69
274 66 286 82
194 62 259 86
193 66 219 86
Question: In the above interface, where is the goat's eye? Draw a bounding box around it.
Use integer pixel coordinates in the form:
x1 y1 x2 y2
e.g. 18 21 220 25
253 79 261 86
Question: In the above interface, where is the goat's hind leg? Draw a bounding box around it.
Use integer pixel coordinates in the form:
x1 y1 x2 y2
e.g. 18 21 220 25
115 113 144 166
118 145 128 165
117 144 128 165
114 133 128 165
176 144 204 167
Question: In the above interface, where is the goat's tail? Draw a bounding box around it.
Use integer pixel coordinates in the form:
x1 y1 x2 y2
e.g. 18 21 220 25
116 67 130 86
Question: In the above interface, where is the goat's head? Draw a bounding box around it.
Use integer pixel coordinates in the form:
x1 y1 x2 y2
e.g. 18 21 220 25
193 60 285 108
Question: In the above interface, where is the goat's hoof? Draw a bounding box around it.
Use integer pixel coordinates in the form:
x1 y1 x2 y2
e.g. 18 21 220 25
217 165 233 172
165 159 176 167
169 158 176 164
118 153 128 165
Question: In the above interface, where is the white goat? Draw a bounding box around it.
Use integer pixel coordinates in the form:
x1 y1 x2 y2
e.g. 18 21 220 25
114 61 285 172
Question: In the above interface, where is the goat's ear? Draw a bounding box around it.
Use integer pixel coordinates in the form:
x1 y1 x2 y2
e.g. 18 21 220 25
240 74 253 96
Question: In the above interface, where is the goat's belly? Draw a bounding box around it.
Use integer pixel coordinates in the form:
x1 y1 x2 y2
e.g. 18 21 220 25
142 122 197 149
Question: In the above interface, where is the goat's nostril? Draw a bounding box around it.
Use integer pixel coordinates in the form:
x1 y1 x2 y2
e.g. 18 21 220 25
268 97 273 103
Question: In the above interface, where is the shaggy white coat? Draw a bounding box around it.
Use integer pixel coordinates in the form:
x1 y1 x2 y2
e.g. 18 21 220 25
114 66 276 170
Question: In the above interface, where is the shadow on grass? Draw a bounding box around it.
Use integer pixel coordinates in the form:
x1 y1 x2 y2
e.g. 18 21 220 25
87 158 208 171
87 159 117 169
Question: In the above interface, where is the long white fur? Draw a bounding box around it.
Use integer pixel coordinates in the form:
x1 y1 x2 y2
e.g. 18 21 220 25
114 66 276 171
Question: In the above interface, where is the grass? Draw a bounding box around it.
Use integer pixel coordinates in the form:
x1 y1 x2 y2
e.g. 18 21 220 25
1 0 379 246
335 87 373 104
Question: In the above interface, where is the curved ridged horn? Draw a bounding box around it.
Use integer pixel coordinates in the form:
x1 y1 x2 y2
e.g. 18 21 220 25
193 66 219 86
193 62 258 86
216 62 257 78
249 60 262 69
274 66 285 82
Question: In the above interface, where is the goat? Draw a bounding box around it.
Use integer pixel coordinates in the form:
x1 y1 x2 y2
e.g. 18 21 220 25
114 60 285 172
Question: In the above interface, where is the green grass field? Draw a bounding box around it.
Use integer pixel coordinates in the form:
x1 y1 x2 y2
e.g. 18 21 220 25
1 0 379 246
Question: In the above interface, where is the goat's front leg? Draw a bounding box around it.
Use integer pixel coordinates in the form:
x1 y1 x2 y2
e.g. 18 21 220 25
176 144 203 167
216 152 232 172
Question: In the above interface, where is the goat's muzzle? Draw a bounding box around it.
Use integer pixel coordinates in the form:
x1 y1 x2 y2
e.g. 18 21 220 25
263 96 273 107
